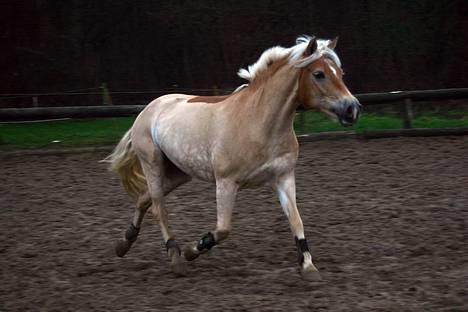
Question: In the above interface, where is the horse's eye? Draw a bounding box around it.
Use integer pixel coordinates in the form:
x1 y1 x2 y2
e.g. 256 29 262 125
313 71 325 80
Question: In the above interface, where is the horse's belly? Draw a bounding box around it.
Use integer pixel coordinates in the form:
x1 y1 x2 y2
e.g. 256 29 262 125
240 169 275 188
238 155 294 188
159 140 215 182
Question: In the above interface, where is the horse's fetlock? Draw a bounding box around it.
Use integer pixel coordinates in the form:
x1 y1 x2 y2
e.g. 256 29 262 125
166 238 181 256
115 239 132 257
215 230 230 242
196 232 216 251
295 236 310 265
125 224 140 242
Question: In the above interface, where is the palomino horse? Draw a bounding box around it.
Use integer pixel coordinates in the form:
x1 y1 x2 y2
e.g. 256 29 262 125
104 35 361 280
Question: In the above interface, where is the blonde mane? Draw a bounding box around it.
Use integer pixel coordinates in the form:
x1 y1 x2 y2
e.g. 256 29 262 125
237 35 341 84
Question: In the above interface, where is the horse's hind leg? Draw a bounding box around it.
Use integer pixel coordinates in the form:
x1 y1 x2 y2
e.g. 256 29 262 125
155 162 191 275
115 192 151 257
139 153 189 276
115 159 190 258
184 178 238 261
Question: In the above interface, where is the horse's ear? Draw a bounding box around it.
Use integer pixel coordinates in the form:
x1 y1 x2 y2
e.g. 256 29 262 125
303 37 318 57
328 36 339 49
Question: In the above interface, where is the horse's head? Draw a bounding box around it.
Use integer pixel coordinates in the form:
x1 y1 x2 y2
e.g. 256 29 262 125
296 37 361 126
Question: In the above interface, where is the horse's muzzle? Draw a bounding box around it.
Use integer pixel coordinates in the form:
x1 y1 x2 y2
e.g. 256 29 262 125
337 98 362 127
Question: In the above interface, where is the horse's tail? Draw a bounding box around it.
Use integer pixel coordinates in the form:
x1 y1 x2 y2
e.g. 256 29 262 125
102 128 147 199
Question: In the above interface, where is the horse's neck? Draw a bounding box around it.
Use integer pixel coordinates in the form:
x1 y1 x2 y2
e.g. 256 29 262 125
246 64 300 137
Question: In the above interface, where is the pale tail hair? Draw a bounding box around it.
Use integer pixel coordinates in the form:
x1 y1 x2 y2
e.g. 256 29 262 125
102 128 147 199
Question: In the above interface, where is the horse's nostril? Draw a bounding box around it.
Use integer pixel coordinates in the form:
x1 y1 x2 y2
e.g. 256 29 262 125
336 99 360 125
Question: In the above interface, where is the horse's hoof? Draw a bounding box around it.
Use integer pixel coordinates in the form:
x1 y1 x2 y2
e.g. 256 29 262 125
115 239 132 257
171 256 188 277
301 267 322 282
183 245 200 261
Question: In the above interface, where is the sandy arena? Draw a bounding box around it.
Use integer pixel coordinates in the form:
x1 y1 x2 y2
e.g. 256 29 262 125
1 136 467 311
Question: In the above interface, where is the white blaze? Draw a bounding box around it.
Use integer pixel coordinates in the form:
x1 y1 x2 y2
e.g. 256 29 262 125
328 63 337 76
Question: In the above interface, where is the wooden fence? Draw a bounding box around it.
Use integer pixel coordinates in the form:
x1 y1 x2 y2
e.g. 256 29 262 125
1 88 467 135
353 88 468 129
296 88 468 131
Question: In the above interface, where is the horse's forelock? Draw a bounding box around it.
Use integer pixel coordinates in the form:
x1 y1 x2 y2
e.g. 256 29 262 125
290 37 342 68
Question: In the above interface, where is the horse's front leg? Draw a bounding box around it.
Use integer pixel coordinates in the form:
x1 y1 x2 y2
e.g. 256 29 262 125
276 171 322 281
184 178 238 261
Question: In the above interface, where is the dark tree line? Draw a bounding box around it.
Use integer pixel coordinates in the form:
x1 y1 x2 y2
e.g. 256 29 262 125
1 0 467 107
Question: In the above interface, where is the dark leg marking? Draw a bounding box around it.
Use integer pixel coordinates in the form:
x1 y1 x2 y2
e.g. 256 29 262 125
166 238 181 255
197 232 217 251
115 224 140 257
295 236 310 265
125 224 140 243
165 238 187 276
183 232 217 262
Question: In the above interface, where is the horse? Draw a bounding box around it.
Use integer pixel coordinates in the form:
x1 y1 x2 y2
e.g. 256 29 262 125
103 35 361 280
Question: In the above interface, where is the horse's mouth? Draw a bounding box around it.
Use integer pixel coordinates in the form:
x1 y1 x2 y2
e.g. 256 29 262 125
319 97 361 127
336 99 361 127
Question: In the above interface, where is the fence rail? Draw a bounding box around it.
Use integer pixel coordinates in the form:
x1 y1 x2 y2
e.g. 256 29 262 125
0 88 467 122
0 105 146 121
354 88 468 104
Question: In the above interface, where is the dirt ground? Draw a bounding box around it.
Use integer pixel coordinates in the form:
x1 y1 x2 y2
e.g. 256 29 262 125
1 136 467 311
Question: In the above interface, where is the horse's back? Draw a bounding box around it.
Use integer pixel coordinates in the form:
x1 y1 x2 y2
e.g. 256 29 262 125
133 93 200 136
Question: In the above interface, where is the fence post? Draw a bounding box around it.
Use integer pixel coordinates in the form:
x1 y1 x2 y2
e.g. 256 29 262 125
32 96 39 107
101 83 112 105
402 98 413 129
213 85 219 96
